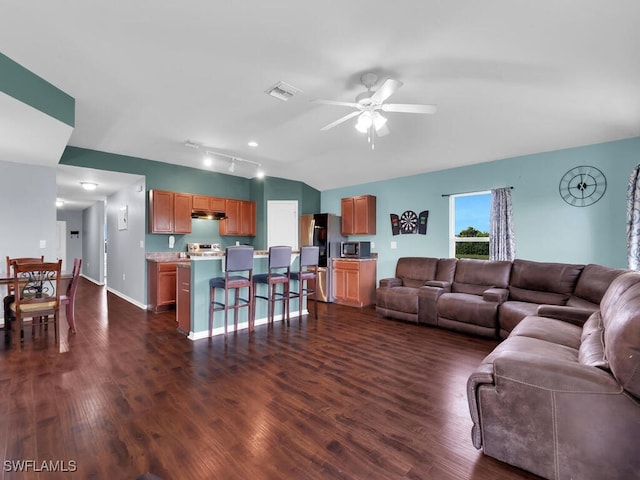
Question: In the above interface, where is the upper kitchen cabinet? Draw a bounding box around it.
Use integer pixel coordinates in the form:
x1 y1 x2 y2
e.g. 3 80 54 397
341 195 376 235
219 199 256 236
192 194 225 213
148 189 192 234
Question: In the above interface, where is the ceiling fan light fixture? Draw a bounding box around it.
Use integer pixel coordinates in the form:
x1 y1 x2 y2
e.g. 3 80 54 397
373 111 387 130
355 112 373 133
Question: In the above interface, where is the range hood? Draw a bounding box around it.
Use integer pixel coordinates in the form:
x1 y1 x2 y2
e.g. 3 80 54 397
191 210 227 220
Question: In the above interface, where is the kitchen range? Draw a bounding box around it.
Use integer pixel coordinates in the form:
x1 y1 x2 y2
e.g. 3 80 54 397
187 242 223 257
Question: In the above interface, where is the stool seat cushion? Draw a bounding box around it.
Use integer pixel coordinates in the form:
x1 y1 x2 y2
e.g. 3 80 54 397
253 273 289 284
210 276 251 289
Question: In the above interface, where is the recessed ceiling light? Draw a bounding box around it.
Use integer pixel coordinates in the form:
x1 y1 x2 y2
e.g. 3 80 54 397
56 199 64 208
248 141 258 147
81 182 98 191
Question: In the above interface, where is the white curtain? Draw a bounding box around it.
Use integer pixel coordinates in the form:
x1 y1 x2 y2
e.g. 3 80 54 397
626 164 640 270
490 188 515 261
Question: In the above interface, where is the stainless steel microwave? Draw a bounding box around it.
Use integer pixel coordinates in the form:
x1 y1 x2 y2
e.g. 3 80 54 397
340 241 371 258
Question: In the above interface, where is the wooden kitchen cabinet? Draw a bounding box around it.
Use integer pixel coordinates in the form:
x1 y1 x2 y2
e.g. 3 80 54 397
192 195 225 213
148 189 192 234
332 258 377 307
341 195 376 235
220 199 256 236
176 264 191 334
240 200 256 236
147 261 179 313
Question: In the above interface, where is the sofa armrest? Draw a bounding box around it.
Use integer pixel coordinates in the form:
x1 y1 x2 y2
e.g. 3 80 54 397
466 363 495 449
536 305 594 326
492 351 621 393
483 287 509 303
417 285 446 326
425 280 451 292
379 277 403 288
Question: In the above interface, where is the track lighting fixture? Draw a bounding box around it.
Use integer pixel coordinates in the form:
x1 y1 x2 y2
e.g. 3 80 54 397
183 140 265 179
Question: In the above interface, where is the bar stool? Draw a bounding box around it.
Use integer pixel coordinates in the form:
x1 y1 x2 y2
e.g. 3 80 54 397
209 245 254 338
290 246 320 319
252 246 292 324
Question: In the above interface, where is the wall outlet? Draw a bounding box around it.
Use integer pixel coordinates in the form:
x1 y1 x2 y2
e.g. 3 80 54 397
122 273 126 281
140 240 144 248
391 241 397 249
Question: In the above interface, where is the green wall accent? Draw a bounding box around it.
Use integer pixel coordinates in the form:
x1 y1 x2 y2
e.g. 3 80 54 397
61 146 321 251
0 52 75 127
322 136 640 281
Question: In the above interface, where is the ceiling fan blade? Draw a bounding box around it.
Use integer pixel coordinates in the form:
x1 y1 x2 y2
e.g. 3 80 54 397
320 110 361 131
312 99 360 108
381 103 438 114
376 123 390 137
370 78 403 104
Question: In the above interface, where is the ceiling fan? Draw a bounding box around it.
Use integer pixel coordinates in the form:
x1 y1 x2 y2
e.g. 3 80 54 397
313 73 437 148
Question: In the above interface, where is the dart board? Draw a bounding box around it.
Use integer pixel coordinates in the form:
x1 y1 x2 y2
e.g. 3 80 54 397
400 210 418 234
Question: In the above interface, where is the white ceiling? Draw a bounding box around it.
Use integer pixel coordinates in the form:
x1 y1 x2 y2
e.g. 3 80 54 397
1 1 640 200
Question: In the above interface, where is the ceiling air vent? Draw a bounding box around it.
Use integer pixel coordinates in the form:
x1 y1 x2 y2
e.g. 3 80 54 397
265 81 301 101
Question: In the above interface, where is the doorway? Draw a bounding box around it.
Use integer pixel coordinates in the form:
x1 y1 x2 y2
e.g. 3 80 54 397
267 201 299 249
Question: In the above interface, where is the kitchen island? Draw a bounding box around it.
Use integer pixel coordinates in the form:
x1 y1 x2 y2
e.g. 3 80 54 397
177 251 303 340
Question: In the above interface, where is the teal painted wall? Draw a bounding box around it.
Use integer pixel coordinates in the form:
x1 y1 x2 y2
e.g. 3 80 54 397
0 52 75 126
61 146 321 252
322 137 640 281
252 176 321 249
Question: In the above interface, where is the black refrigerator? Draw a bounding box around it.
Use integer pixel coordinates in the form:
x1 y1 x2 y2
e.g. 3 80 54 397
299 213 346 302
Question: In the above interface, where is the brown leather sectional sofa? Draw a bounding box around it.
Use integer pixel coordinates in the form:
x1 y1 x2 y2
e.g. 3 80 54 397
376 257 640 479
376 257 626 339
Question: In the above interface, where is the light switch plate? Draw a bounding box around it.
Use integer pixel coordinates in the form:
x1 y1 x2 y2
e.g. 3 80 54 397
39 240 46 248
391 241 397 249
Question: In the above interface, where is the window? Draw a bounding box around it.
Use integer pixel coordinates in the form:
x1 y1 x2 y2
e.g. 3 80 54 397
449 191 491 259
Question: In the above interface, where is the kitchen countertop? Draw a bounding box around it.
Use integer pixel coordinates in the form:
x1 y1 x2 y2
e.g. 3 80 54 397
146 250 301 262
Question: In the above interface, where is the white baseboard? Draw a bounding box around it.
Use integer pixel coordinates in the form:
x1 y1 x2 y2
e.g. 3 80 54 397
105 286 147 310
188 309 309 340
80 274 104 286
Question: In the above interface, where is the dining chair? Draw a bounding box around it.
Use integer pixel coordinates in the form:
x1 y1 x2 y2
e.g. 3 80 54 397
289 246 320 319
209 246 254 338
3 256 45 338
253 246 292 324
60 258 82 333
7 259 62 343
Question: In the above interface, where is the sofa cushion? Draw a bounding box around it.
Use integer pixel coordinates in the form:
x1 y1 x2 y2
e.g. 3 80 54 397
451 258 512 295
498 301 539 336
376 286 420 314
573 264 627 305
508 286 569 305
600 272 640 398
578 312 608 369
438 293 500 329
435 257 457 283
395 257 438 288
508 315 582 350
508 259 583 305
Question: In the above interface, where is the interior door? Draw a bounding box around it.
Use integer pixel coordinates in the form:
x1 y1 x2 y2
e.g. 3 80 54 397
267 201 299 249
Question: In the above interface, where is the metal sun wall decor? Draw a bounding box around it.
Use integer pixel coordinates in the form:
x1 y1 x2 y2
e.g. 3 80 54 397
390 210 429 235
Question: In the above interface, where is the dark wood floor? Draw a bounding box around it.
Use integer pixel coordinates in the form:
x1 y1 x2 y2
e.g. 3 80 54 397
0 279 541 480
